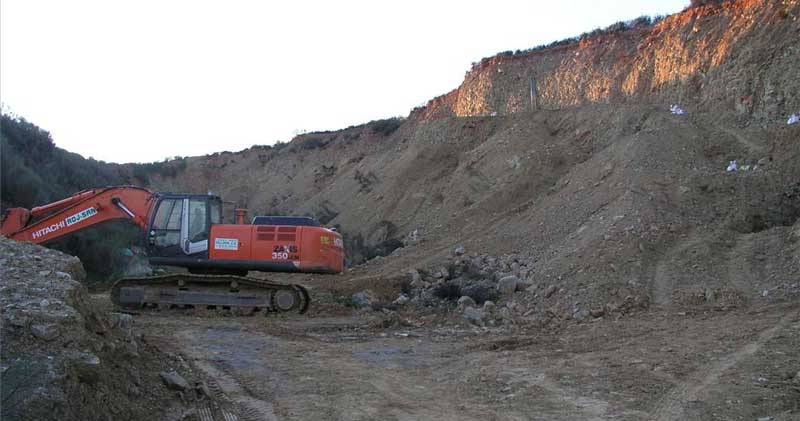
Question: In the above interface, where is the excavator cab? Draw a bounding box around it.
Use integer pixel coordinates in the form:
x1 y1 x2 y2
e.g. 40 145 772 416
147 194 223 259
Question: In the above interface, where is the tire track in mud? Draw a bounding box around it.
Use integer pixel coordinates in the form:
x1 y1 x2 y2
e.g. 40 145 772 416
504 367 612 420
173 328 279 421
193 357 278 421
652 309 799 420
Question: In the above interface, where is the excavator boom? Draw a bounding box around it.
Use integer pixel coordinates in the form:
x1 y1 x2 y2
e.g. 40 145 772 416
2 186 156 243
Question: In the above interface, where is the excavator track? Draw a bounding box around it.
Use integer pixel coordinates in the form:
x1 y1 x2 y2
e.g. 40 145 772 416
110 273 310 315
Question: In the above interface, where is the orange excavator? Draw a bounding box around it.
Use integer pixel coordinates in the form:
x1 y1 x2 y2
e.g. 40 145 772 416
1 186 344 314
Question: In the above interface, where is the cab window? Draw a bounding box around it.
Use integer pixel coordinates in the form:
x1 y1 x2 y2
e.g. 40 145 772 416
152 199 182 247
210 200 222 225
188 199 208 242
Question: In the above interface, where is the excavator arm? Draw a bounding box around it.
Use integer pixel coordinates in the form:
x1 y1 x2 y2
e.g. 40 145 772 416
1 186 157 244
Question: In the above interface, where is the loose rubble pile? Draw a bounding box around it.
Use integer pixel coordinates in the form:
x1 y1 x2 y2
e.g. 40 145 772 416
351 245 654 329
0 237 192 420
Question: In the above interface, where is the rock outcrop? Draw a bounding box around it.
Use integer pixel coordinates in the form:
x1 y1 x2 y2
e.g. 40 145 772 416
0 237 186 420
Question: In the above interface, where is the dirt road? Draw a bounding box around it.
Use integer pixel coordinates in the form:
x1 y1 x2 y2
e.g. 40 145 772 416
136 302 799 421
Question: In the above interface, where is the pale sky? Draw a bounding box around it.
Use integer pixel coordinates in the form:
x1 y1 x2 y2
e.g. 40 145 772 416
1 0 688 163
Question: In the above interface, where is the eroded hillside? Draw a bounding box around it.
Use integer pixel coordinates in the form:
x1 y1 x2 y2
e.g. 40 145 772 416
417 0 800 122
141 0 800 313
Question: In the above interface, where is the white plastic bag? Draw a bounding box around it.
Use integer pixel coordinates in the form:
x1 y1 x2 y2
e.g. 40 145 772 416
670 105 685 115
726 160 738 172
788 114 799 125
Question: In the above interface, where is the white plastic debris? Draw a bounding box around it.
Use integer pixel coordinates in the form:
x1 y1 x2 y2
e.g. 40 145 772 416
740 164 751 171
788 113 799 125
670 104 685 115
726 160 738 172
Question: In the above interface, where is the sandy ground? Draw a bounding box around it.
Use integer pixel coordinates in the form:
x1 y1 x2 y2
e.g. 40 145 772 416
131 300 799 421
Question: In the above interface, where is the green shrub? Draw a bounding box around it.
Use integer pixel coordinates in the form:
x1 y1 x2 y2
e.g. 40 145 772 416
0 112 146 281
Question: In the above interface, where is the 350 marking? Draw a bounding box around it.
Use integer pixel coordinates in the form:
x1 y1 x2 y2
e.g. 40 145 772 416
272 245 298 260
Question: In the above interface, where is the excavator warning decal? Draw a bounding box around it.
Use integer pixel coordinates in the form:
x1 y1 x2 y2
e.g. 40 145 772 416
321 236 343 248
214 238 239 250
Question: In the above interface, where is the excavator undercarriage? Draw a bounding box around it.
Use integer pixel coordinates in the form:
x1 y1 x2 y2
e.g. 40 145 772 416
111 273 310 314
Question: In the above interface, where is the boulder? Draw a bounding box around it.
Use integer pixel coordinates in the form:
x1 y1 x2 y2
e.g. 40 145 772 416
589 308 606 318
30 323 60 341
111 312 135 340
497 275 520 296
462 307 485 326
392 294 410 306
457 295 476 310
160 370 190 391
573 308 590 321
351 291 375 308
68 352 102 384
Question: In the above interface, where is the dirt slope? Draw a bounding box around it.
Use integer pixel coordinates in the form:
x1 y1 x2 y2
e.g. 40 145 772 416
139 0 800 315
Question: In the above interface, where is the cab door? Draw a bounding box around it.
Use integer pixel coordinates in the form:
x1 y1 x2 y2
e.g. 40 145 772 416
148 198 184 258
181 198 211 256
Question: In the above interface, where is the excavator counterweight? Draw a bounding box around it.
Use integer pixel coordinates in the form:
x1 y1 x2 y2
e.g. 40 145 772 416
1 186 344 314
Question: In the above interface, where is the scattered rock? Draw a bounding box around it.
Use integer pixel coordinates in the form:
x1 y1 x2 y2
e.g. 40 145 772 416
54 271 71 280
7 315 30 328
68 352 102 384
351 290 376 308
160 370 190 391
573 308 590 321
544 285 558 298
30 323 60 341
111 312 135 339
497 275 520 296
457 295 476 310
454 245 466 255
498 307 513 323
393 294 410 306
590 308 606 318
403 229 420 245
111 312 133 328
462 307 485 326
483 300 496 313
